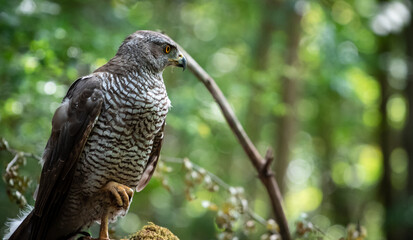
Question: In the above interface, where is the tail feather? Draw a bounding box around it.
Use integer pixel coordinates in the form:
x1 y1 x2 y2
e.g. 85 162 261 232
3 205 34 240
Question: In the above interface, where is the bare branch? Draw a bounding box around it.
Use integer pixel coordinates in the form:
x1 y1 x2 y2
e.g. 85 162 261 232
262 148 274 178
177 47 291 239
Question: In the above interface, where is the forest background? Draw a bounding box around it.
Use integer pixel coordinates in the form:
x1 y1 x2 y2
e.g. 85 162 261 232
0 0 412 239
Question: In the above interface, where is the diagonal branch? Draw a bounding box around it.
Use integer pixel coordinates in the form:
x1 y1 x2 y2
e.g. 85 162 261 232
178 47 291 240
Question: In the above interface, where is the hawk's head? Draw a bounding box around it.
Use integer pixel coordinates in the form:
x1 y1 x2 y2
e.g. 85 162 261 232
116 30 187 73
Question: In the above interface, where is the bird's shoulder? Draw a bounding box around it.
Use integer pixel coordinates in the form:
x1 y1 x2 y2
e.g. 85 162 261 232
64 74 103 100
43 74 104 170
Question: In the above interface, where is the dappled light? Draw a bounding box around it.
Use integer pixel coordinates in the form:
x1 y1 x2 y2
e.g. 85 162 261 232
371 2 411 36
1 0 413 239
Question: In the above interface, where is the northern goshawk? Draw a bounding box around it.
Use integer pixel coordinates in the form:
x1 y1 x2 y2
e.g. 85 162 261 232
6 30 186 240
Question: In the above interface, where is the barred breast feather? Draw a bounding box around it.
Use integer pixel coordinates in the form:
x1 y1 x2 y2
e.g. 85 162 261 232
57 70 170 231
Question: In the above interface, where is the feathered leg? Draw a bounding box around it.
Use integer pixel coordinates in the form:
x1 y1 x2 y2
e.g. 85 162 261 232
97 181 134 240
5 206 34 240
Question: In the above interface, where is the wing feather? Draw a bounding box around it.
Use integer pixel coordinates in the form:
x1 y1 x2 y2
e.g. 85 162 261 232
30 75 103 239
136 122 165 192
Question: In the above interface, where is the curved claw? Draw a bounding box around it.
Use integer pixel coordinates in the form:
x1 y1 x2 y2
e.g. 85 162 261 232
104 181 134 210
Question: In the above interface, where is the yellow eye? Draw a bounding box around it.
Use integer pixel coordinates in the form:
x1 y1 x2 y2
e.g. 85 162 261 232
165 45 171 54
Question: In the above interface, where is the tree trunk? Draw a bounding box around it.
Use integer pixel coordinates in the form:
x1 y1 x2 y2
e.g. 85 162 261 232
244 0 278 222
245 0 279 143
275 10 302 193
377 42 394 240
403 8 413 239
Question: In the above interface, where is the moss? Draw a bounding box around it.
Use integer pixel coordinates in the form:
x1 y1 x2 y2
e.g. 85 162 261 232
128 222 179 240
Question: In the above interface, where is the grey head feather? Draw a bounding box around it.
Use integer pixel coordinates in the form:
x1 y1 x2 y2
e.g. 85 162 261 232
96 30 185 75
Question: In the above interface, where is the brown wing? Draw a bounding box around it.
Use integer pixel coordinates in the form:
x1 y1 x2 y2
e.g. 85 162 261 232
136 122 165 192
29 75 103 239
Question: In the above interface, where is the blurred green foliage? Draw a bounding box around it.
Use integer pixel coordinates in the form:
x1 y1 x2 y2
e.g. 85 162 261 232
1 0 412 239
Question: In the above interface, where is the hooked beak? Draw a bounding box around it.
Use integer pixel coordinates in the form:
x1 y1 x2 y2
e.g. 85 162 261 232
170 53 187 71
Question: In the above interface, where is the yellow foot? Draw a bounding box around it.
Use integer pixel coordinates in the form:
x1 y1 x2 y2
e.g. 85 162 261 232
103 181 134 210
96 181 134 240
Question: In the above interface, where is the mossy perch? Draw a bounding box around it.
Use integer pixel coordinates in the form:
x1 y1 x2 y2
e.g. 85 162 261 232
127 222 179 240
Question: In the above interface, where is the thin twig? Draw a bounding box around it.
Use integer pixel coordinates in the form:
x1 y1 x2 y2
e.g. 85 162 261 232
177 47 291 239
162 156 267 226
6 154 20 173
1 138 42 162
